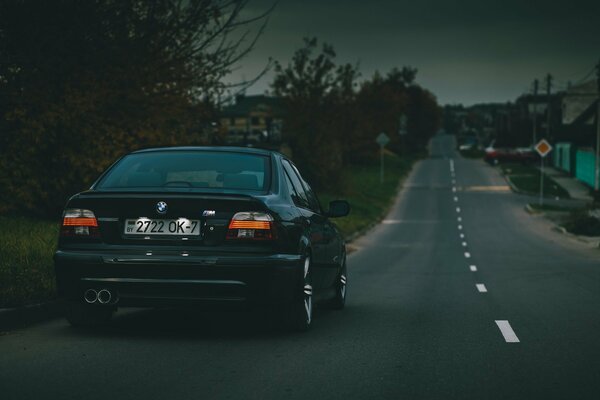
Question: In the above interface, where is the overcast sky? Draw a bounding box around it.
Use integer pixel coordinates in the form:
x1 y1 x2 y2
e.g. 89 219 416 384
229 0 600 106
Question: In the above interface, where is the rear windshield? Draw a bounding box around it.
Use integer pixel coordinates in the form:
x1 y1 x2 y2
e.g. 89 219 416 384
96 151 270 191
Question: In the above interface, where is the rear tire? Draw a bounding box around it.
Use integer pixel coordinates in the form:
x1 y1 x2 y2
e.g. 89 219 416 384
65 302 114 327
284 255 313 332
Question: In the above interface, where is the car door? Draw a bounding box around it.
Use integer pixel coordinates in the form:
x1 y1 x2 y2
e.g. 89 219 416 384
281 159 329 289
289 163 342 289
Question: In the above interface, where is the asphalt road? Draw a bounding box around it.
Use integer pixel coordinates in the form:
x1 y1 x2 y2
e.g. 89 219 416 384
2 134 600 399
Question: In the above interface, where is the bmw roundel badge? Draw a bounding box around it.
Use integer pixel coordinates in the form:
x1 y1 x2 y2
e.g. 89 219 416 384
156 201 168 215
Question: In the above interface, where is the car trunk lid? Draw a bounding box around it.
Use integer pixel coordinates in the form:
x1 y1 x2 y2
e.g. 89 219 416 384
68 191 268 246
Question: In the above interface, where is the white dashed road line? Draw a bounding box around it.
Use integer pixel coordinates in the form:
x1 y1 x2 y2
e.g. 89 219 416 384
495 320 520 343
445 167 519 345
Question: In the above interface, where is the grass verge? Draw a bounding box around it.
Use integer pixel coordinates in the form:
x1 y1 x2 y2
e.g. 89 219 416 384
320 152 420 238
562 209 600 237
501 164 570 198
527 203 579 213
0 216 58 308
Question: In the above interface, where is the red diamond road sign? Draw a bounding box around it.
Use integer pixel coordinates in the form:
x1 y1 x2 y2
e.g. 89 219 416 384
535 139 552 158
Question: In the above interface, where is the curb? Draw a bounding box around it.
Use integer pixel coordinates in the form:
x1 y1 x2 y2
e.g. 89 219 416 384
0 300 64 332
524 204 600 248
504 175 527 196
551 225 600 248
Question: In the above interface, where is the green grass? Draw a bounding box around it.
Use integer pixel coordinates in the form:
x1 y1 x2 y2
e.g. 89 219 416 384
500 164 536 175
0 216 58 308
501 164 570 199
320 152 420 238
562 209 600 237
527 203 580 213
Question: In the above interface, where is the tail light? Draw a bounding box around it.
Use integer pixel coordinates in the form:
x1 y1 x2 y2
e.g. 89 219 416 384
226 212 276 240
60 209 100 238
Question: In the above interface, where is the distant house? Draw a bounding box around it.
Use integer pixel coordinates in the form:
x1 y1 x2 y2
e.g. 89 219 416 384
220 95 284 145
560 79 598 146
515 91 564 145
556 79 598 185
562 80 597 126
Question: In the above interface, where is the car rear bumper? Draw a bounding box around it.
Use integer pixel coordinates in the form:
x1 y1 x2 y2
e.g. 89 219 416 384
54 250 303 308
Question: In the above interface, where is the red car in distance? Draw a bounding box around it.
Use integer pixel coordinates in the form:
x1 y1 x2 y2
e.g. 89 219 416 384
484 141 538 165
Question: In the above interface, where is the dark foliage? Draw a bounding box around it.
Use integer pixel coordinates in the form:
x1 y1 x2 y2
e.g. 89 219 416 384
0 0 269 216
271 38 441 189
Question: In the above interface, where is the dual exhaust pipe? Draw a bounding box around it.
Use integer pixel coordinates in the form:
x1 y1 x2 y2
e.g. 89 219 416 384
84 288 117 305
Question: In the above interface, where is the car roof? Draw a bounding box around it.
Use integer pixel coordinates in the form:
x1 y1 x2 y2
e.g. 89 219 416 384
131 146 279 157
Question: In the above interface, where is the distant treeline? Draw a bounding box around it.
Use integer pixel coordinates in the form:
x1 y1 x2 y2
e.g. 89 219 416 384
271 38 441 190
0 1 440 218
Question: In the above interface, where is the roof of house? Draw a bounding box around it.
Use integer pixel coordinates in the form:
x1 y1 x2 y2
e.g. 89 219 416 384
221 95 284 118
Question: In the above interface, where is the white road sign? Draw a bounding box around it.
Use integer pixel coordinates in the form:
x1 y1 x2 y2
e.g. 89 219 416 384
535 139 552 158
376 132 390 147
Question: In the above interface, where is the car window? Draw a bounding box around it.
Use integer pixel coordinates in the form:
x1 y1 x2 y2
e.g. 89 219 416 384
281 160 310 209
289 162 322 214
282 168 299 200
97 151 270 191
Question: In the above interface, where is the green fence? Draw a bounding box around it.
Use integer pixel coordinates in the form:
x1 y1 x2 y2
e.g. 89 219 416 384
554 142 574 174
575 149 595 187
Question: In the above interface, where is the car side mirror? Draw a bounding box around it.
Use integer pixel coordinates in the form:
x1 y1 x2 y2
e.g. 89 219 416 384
327 200 350 218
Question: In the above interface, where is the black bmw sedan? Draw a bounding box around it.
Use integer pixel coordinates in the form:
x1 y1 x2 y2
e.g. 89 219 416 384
54 147 350 331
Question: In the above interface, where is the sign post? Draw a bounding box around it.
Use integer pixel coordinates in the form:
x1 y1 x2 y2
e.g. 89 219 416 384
376 132 390 184
534 139 553 206
398 115 408 155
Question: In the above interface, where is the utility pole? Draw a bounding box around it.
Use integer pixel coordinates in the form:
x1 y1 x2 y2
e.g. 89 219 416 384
595 59 600 191
532 79 539 146
545 74 553 141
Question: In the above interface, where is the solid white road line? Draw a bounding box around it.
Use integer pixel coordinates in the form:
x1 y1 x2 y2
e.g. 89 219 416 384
476 283 487 293
470 265 477 272
464 252 471 258
462 241 468 247
495 320 520 343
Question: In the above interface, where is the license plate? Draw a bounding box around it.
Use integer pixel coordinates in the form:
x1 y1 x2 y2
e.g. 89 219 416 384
124 218 200 236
